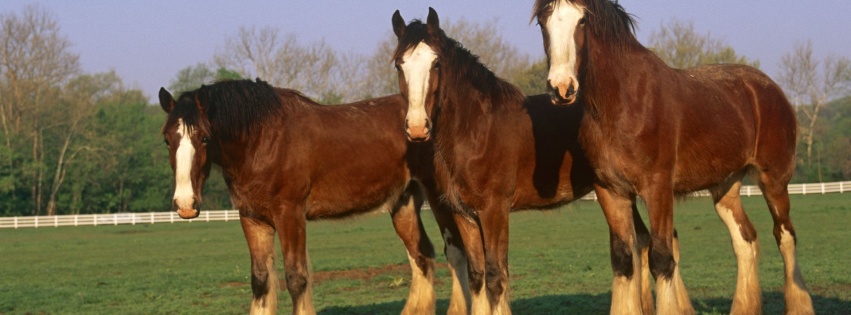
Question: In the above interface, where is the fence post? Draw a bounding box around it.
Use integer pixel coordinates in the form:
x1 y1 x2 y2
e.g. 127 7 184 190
170 212 174 223
14 217 18 229
822 183 826 194
35 216 38 229
54 216 58 228
75 215 78 227
803 184 807 195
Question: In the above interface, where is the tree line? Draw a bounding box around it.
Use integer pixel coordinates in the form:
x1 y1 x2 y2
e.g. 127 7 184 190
1 6 848 216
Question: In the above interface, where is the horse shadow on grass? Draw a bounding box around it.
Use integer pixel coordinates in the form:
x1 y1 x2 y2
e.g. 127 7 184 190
318 292 851 315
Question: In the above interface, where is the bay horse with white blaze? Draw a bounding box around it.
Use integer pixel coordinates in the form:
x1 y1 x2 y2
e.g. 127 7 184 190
534 0 814 314
391 8 655 315
159 79 469 315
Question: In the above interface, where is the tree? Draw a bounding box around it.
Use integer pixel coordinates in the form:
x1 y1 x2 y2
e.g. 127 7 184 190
778 40 851 181
168 63 217 94
647 19 759 69
168 63 244 95
213 26 344 101
0 5 80 215
43 72 128 215
513 58 548 96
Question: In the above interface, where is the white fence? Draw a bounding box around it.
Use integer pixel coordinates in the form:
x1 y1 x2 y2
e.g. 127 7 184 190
0 210 240 229
1 181 848 229
578 181 849 200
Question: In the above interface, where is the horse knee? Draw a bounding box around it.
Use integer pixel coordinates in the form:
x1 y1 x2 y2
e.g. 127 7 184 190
610 235 635 278
468 267 485 293
485 264 505 298
649 245 675 280
251 269 270 299
286 272 309 296
415 254 433 277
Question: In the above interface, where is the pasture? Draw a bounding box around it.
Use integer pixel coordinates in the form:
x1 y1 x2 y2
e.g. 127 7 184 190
1 194 849 314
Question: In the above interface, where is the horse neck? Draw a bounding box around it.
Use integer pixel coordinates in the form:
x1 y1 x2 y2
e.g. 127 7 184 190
582 35 660 123
438 47 519 135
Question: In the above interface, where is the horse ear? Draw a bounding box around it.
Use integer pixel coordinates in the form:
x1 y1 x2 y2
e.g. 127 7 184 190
159 87 174 113
426 7 440 35
195 85 208 115
392 10 406 38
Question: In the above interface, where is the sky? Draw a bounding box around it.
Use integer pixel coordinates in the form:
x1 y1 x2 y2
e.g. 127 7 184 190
2 1 850 103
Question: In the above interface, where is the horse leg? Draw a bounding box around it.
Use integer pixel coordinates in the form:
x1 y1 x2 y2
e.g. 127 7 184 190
275 209 315 315
596 185 644 314
240 216 278 315
710 180 762 315
453 212 491 315
390 184 437 315
632 204 655 315
642 179 691 314
757 171 814 315
477 200 512 315
670 229 694 314
424 191 471 314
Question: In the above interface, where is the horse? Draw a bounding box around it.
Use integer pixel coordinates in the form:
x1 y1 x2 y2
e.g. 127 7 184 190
158 79 469 315
533 0 814 314
391 8 655 315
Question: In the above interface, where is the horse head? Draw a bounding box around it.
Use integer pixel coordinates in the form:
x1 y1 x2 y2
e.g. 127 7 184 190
159 87 213 219
391 8 445 142
534 0 588 105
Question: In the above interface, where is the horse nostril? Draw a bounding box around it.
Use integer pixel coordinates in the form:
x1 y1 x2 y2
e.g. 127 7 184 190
567 85 576 96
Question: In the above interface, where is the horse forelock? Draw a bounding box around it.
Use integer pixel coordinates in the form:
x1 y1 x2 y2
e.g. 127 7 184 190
393 20 432 63
162 92 210 138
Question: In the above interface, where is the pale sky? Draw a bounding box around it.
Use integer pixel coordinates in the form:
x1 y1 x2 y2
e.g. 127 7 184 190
2 1 849 102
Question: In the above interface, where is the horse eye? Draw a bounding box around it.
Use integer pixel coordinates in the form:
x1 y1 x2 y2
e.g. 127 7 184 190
394 64 401 72
163 139 169 146
201 136 209 144
433 61 441 69
579 18 587 26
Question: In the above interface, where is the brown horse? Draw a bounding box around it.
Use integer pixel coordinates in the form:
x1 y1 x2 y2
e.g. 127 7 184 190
391 9 653 315
534 0 814 314
158 79 468 315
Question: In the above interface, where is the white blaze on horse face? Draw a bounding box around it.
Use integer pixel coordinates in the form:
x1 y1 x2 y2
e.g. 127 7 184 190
401 42 437 140
546 0 585 100
173 119 196 210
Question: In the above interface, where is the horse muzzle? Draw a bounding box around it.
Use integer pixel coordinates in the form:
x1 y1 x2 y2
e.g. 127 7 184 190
405 119 431 142
173 198 200 219
548 79 579 105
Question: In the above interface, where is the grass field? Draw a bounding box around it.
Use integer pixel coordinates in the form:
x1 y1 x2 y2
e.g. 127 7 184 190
1 194 850 314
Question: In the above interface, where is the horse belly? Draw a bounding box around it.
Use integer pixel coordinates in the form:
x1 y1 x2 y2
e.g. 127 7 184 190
305 165 410 219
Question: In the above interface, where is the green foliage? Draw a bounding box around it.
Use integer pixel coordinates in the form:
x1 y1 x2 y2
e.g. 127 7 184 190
794 96 851 182
512 58 548 96
1 194 850 314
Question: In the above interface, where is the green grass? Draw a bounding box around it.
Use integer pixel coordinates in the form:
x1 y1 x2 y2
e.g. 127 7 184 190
1 194 849 314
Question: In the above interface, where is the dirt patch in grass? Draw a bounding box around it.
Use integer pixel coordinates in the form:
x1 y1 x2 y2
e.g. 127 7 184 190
220 263 452 288
313 263 410 284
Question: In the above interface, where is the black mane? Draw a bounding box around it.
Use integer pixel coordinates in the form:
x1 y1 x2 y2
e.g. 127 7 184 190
393 19 524 110
168 79 288 140
533 0 639 52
